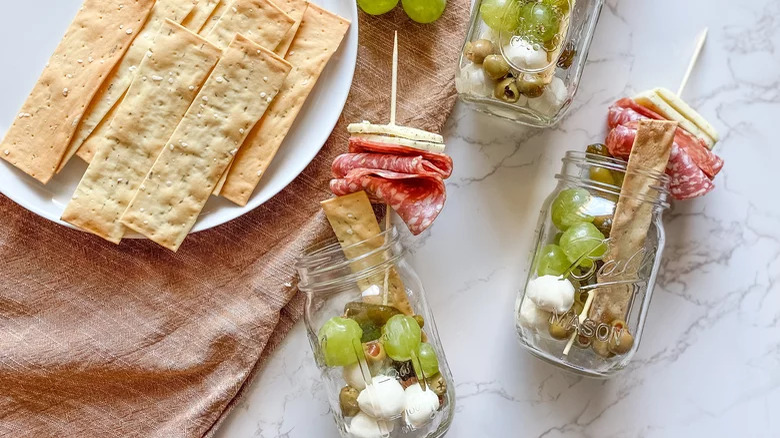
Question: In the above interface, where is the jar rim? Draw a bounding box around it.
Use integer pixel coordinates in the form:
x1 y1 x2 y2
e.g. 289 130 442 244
296 226 403 293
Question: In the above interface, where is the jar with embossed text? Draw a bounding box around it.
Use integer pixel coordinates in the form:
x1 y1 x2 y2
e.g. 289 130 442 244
515 150 670 377
296 227 455 438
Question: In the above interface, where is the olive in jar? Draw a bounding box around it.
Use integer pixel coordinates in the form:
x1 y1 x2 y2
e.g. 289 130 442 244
516 75 545 98
608 319 634 355
465 39 495 64
483 54 510 80
494 77 520 103
339 386 360 417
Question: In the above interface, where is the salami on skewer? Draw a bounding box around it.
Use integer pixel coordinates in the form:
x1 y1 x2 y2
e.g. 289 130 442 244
333 153 451 179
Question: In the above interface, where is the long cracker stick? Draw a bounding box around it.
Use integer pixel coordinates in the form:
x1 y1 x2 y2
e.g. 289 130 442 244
677 27 708 96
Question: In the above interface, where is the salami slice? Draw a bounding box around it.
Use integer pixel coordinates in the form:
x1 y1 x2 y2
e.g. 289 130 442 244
607 98 664 129
349 137 453 177
668 143 715 200
330 168 446 235
606 122 717 200
332 153 451 179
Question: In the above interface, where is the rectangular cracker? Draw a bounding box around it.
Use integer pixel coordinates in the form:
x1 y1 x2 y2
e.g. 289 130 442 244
182 0 223 32
203 0 295 51
321 192 413 315
61 20 222 243
273 0 309 56
589 120 677 324
217 4 350 204
0 0 156 184
63 0 199 169
199 0 230 36
120 35 292 251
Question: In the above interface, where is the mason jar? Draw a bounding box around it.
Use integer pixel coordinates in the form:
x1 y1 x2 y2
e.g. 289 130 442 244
296 227 455 438
456 0 605 127
515 150 670 377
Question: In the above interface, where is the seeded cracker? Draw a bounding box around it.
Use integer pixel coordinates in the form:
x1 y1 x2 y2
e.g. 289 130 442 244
182 0 223 32
588 120 677 325
0 0 155 184
120 35 292 251
61 20 221 243
203 0 295 51
199 0 230 36
64 0 199 168
321 192 414 315
217 4 350 204
272 0 309 56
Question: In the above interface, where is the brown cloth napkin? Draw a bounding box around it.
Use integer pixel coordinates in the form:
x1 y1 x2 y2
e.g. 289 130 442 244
0 4 468 437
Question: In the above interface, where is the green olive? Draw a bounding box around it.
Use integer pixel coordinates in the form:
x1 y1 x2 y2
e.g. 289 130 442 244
585 143 611 157
591 338 614 358
556 43 576 69
363 341 386 364
413 315 425 328
608 319 634 355
589 167 616 186
574 334 591 348
421 330 428 343
574 290 589 307
465 39 495 64
494 77 520 103
572 300 584 316
592 215 613 238
483 54 510 80
339 386 360 417
427 373 448 396
516 75 546 98
549 317 574 340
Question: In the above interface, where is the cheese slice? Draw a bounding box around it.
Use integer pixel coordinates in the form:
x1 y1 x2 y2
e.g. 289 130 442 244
120 35 291 251
61 20 221 243
634 89 716 149
655 87 719 146
347 122 444 144
352 134 446 154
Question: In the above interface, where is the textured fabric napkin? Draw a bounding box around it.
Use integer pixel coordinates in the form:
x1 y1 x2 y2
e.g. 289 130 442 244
0 3 468 437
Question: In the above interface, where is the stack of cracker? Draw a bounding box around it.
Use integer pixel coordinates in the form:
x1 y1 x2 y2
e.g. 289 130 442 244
1 0 350 251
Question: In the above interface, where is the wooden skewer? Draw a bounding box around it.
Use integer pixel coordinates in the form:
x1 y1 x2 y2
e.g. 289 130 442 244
389 31 399 126
677 27 708 96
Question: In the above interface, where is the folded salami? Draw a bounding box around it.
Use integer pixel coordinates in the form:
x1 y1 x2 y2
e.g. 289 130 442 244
349 137 453 178
332 153 451 179
330 169 446 236
605 97 724 200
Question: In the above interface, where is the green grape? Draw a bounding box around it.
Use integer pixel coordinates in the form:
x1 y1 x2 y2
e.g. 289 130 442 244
318 317 363 367
543 0 570 15
551 188 594 231
536 243 570 276
559 222 607 267
518 2 560 44
480 0 521 32
358 0 399 15
402 0 446 23
381 315 422 361
414 343 440 377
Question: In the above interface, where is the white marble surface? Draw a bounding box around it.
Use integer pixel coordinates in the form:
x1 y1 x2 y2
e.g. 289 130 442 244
215 0 780 436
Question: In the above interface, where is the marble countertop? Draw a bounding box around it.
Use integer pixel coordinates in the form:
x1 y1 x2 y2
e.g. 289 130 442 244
216 0 780 436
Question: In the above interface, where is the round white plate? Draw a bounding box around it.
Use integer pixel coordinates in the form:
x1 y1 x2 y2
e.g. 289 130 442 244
0 0 357 235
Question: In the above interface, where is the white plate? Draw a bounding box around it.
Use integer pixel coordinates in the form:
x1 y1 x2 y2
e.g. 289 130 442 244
0 0 357 235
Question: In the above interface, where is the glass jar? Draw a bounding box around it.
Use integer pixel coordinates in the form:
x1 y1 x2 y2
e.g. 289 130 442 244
296 227 455 438
456 0 605 127
515 150 670 377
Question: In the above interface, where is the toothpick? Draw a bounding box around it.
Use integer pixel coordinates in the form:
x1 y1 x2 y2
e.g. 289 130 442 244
389 31 398 126
677 27 708 96
562 292 595 356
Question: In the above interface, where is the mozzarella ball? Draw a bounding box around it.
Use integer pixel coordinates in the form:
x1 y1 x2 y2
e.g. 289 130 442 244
527 77 567 116
526 274 575 314
403 384 441 429
517 297 552 331
357 376 405 420
503 38 548 71
343 363 368 391
348 412 394 438
456 63 495 97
